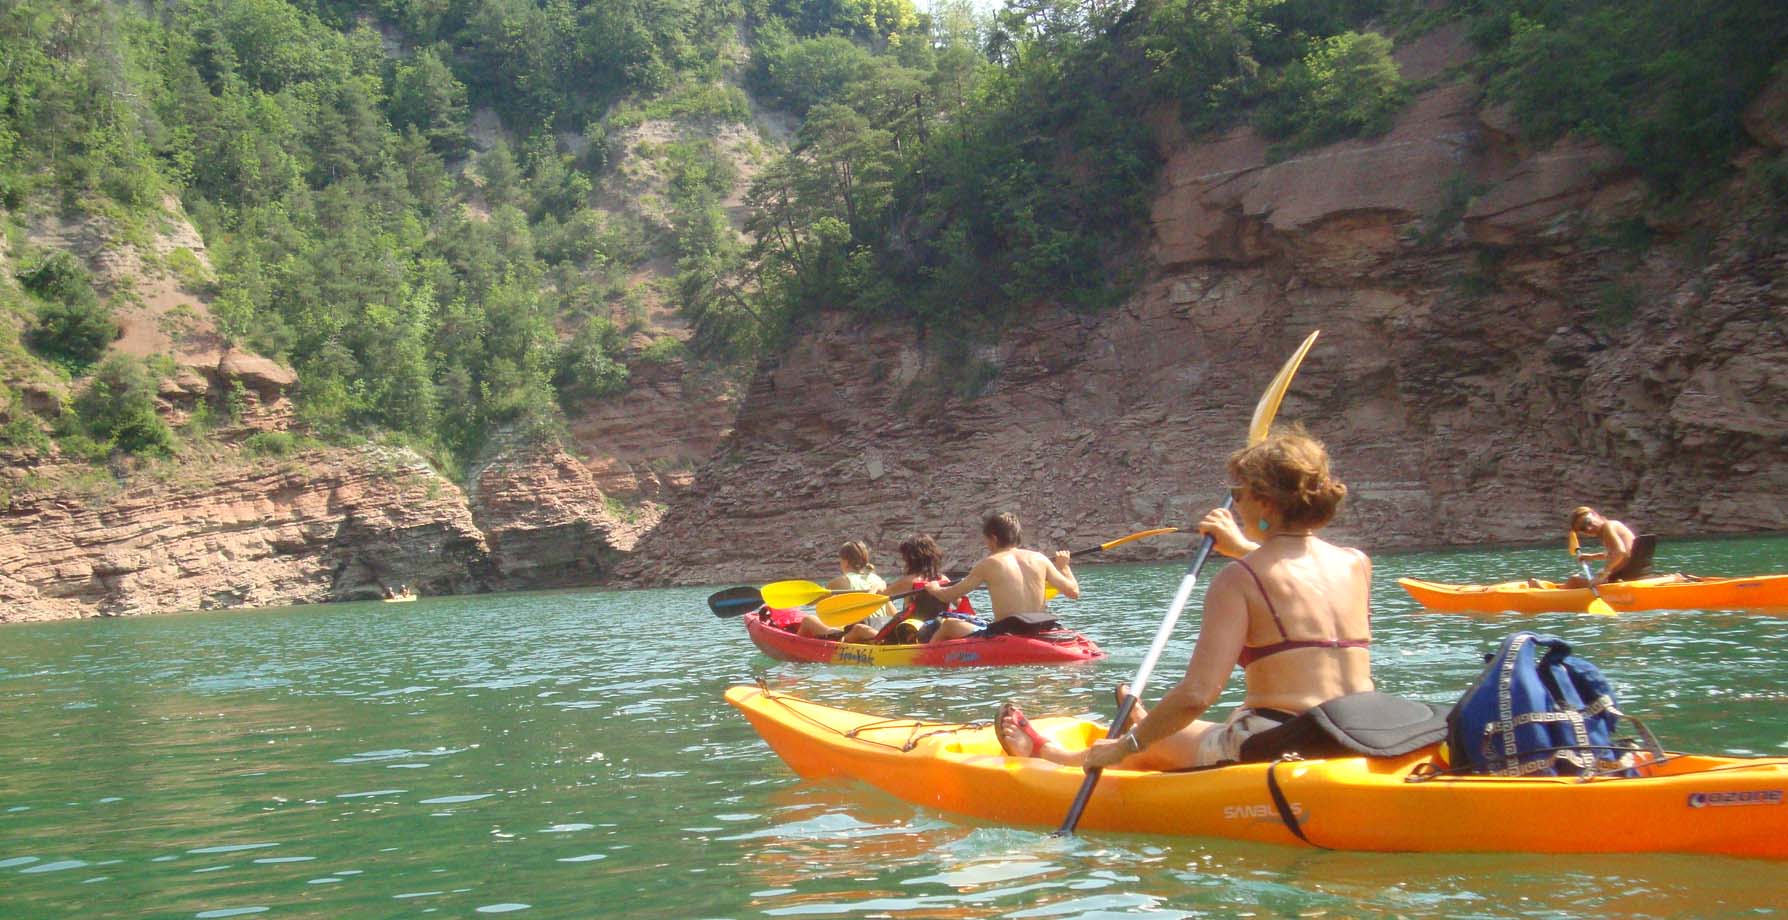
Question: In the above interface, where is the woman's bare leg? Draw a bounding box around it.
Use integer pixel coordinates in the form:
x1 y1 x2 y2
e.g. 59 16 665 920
994 702 1220 771
927 618 978 643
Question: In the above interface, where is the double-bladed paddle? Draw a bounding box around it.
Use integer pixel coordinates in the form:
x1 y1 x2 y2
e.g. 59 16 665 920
790 528 1183 628
1055 329 1321 837
709 528 1183 621
1567 531 1618 616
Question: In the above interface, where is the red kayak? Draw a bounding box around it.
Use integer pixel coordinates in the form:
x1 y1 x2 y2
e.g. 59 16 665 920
741 608 1103 667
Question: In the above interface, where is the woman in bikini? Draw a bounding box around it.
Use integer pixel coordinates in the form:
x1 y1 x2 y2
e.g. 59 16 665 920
996 427 1373 770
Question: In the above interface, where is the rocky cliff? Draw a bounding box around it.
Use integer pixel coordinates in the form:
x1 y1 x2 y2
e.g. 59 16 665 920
619 38 1788 586
0 446 494 623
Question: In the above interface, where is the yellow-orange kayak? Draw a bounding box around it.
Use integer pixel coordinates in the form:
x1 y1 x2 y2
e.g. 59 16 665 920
726 684 1788 859
1398 574 1788 614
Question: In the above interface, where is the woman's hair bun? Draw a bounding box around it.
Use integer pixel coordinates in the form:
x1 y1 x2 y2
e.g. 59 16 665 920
1227 424 1347 528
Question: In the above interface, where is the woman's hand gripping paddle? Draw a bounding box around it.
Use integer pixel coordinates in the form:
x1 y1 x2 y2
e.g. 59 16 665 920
1054 330 1320 837
1568 531 1617 616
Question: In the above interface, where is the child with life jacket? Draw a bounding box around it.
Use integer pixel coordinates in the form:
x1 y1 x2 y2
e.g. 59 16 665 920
873 534 977 643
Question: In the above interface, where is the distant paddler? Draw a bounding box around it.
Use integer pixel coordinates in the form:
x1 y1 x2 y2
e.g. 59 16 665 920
1562 506 1655 587
922 512 1079 642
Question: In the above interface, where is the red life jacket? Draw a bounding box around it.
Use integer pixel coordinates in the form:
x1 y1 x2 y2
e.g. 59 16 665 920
905 576 974 617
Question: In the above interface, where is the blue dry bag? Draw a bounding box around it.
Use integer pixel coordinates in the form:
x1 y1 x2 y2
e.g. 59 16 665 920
1446 632 1650 777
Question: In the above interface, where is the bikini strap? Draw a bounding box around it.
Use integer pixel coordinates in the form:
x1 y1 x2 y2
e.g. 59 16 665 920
1232 558 1289 641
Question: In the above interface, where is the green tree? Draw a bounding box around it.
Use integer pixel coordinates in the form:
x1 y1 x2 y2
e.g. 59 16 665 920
553 315 630 404
389 47 469 156
72 355 175 457
1257 30 1405 149
19 252 117 366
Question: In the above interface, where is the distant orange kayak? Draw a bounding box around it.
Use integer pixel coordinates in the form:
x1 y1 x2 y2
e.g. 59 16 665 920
727 684 1788 859
1398 574 1788 614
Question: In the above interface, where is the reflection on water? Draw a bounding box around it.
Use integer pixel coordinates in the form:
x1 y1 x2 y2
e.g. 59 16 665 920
0 535 1785 918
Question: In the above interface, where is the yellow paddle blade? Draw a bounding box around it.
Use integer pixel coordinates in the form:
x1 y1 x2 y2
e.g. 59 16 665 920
815 592 889 627
1567 531 1580 556
1586 597 1618 616
1098 527 1179 552
1248 330 1321 446
761 579 831 609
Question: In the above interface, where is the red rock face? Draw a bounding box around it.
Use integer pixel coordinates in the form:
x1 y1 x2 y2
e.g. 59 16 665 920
0 448 496 623
618 81 1788 587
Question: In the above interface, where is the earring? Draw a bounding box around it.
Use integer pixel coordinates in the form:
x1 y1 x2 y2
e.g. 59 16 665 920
1258 518 1271 532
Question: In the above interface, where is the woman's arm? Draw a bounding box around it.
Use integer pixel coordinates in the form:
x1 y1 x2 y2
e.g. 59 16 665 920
1084 569 1250 768
927 560 985 604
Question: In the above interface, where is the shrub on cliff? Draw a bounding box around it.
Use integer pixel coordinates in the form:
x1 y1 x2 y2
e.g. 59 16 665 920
1256 31 1406 154
70 355 175 458
1472 0 1788 196
18 252 119 369
553 316 630 406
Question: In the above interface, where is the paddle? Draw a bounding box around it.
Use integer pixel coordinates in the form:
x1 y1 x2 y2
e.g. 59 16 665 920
708 586 765 618
815 583 1061 629
1567 531 1617 616
809 528 1179 629
1055 329 1320 837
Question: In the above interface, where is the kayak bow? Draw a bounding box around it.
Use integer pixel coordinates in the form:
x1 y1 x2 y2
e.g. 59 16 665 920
1399 574 1788 614
727 685 1788 859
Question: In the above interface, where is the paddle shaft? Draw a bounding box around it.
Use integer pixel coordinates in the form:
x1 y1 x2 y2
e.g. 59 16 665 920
1054 504 1229 836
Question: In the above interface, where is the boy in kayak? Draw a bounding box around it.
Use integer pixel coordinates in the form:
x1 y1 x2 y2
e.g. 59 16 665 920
922 512 1079 642
1563 506 1651 586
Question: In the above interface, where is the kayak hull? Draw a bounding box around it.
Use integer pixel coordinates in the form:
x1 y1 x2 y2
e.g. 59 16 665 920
1398 574 1788 614
726 685 1788 859
742 609 1103 667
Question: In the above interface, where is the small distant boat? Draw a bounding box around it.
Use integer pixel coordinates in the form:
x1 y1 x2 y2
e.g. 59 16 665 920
1399 574 1788 614
382 594 418 604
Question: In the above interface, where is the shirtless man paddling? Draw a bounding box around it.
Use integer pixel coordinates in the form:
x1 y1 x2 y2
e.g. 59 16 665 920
923 512 1080 642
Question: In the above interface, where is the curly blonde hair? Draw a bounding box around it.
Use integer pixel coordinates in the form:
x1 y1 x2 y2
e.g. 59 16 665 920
1227 425 1348 528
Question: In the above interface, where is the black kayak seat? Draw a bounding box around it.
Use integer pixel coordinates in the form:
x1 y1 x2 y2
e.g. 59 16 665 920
1238 692 1450 763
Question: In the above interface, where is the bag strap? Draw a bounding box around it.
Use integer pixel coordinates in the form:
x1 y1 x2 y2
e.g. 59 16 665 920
1265 759 1327 849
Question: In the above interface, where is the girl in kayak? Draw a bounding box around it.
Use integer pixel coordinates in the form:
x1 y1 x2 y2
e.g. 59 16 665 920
876 534 977 643
996 428 1373 769
794 540 896 643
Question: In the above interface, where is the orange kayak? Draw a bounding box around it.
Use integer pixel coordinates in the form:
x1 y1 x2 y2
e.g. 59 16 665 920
1398 574 1788 614
727 684 1788 859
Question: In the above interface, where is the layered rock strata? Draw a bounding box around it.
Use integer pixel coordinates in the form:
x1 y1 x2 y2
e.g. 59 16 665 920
0 447 495 623
620 73 1788 587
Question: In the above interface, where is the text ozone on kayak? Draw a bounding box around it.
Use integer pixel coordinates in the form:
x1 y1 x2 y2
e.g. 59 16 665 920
1687 790 1784 807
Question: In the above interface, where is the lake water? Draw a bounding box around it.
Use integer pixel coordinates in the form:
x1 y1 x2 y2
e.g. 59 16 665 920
2 536 1786 918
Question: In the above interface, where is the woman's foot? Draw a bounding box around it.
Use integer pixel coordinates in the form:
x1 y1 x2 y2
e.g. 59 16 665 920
1114 683 1146 731
996 702 1050 758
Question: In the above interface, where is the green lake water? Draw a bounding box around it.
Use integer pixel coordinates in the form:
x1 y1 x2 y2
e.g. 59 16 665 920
3 535 1786 919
